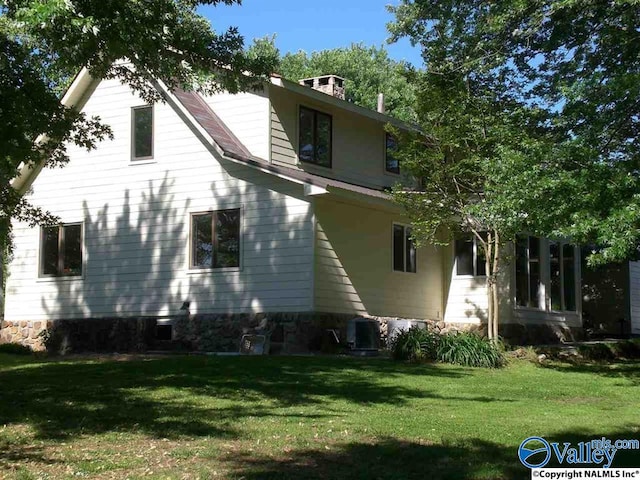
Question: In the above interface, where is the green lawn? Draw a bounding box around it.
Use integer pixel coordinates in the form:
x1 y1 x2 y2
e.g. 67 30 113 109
0 353 638 479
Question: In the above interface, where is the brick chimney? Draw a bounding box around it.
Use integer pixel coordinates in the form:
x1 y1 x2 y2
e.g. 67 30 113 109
298 75 345 100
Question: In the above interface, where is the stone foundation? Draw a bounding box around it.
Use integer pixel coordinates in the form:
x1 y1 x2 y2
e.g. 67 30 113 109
0 313 583 354
498 323 584 345
0 320 49 351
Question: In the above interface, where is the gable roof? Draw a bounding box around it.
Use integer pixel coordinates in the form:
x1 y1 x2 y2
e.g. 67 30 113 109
14 68 393 203
169 87 391 201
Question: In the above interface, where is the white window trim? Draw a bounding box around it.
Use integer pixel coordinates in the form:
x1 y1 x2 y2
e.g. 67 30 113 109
186 207 243 273
131 104 154 162
548 241 578 313
392 222 416 274
296 104 333 169
37 222 85 281
454 235 487 278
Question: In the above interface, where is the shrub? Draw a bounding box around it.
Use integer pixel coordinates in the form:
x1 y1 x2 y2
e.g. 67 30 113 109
0 343 33 355
609 340 640 360
437 332 505 368
577 343 615 361
390 326 439 362
391 327 504 368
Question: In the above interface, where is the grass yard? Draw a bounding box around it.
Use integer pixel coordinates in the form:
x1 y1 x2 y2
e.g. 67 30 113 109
0 354 638 479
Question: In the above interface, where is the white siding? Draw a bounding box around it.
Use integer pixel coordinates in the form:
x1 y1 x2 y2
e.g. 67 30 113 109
443 241 582 327
269 85 401 190
4 79 314 322
629 261 640 334
201 88 270 159
314 196 443 319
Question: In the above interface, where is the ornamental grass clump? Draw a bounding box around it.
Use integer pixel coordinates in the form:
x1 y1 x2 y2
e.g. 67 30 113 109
390 326 439 362
391 327 504 368
437 331 505 368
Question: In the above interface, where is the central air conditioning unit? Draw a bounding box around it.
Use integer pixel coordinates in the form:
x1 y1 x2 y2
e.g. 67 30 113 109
386 319 428 348
347 317 380 351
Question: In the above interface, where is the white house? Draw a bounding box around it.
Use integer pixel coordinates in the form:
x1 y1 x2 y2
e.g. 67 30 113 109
0 68 583 352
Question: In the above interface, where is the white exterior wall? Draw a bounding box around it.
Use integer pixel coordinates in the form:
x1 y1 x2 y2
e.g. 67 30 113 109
4 79 314 322
201 87 270 159
629 261 640 334
444 240 582 327
314 196 443 320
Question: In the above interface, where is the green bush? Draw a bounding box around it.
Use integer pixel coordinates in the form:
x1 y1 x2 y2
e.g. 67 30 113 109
609 340 640 359
390 326 439 362
391 327 504 368
437 332 505 368
577 343 615 361
0 343 33 355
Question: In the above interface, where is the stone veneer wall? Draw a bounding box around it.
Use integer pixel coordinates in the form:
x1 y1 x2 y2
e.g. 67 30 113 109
0 314 584 354
0 320 49 351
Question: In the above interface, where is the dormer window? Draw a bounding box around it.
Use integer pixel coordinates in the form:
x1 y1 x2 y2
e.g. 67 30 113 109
132 105 153 160
299 106 332 168
385 133 399 174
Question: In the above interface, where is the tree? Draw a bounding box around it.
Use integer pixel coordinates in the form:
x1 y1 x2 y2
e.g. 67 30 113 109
384 1 556 339
1 0 277 256
388 0 640 266
276 42 418 122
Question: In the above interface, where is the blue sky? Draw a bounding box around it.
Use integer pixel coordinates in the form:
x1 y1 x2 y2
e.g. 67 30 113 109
199 0 424 67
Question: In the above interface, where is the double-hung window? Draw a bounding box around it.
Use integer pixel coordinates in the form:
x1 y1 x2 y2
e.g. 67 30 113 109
40 224 83 277
515 235 542 308
393 224 416 273
191 209 241 269
298 106 332 167
454 234 487 276
385 133 400 174
549 241 577 311
132 105 153 160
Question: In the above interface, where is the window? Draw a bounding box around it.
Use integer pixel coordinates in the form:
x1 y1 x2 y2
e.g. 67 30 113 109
385 133 400 174
549 241 577 311
191 209 241 269
132 105 153 160
393 224 416 273
40 224 83 277
454 234 487 276
515 235 542 308
298 106 332 167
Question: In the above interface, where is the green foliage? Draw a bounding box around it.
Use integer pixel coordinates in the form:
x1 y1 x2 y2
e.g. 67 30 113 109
273 42 417 122
0 343 33 355
390 326 439 362
437 332 505 369
577 340 640 362
388 0 640 266
1 0 276 252
391 327 504 368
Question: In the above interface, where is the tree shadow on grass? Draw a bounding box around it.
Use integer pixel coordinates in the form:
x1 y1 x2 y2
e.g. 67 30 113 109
539 360 640 387
224 437 525 480
0 355 503 442
223 427 640 480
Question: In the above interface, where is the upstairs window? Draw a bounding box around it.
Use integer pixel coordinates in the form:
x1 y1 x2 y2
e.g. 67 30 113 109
515 235 542 309
132 105 153 160
299 106 332 168
393 224 416 273
40 224 83 277
454 234 487 276
191 209 241 269
385 133 400 174
549 242 577 311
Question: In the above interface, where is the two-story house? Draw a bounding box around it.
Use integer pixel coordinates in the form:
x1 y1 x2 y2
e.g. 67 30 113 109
0 68 584 352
